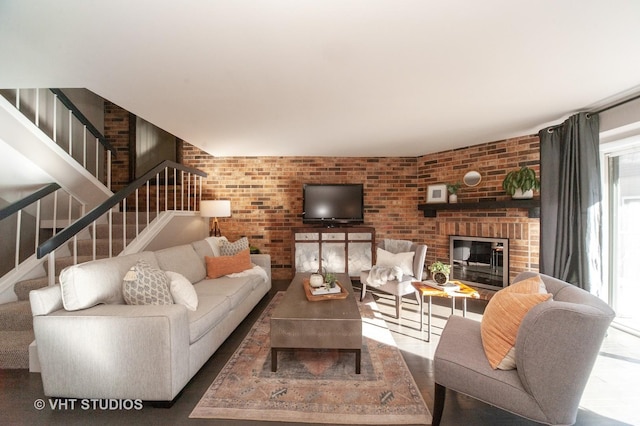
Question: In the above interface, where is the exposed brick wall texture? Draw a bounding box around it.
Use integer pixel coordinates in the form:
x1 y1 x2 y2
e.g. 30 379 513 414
107 103 540 282
104 102 130 191
182 147 422 279
417 136 540 283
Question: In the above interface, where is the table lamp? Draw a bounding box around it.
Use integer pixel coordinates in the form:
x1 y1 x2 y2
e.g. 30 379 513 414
200 200 231 237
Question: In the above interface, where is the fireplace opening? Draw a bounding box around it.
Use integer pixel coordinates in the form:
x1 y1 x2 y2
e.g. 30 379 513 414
449 235 509 291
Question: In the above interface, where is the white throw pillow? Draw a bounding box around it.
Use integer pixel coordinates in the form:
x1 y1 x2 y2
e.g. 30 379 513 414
205 236 228 257
166 271 198 311
376 248 415 276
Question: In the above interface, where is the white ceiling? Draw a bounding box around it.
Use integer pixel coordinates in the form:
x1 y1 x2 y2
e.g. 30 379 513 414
1 0 640 157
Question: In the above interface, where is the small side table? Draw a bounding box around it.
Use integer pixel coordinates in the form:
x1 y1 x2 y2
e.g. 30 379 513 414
411 281 480 342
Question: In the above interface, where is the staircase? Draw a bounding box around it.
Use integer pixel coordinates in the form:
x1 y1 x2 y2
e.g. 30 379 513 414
0 212 154 369
0 88 206 370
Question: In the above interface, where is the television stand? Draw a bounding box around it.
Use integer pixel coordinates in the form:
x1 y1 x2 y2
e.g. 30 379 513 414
292 226 375 278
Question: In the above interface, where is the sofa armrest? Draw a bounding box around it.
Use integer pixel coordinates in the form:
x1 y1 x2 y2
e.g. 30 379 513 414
33 304 190 401
251 253 271 281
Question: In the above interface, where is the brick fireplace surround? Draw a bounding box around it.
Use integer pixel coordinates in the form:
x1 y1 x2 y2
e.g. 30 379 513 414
106 103 539 282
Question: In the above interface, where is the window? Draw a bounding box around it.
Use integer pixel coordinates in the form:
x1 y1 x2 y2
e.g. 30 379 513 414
602 138 640 335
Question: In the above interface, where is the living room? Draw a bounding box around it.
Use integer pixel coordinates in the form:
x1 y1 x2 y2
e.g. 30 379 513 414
2 2 640 425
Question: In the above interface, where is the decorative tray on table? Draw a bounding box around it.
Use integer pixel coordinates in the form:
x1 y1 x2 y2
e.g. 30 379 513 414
302 278 349 301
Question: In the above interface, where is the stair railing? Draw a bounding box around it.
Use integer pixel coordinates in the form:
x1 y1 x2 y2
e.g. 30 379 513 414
0 183 86 280
2 88 115 190
37 161 206 286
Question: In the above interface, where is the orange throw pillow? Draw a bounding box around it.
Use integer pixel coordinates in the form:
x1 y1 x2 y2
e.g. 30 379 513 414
481 275 552 370
205 249 252 279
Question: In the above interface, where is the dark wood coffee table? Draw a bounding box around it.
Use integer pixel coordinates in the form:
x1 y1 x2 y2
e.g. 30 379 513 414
271 272 362 374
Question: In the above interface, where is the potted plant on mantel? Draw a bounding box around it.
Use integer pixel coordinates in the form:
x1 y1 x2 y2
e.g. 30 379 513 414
502 166 540 199
446 182 462 203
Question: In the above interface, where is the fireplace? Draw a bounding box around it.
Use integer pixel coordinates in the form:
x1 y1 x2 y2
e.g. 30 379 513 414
449 235 509 291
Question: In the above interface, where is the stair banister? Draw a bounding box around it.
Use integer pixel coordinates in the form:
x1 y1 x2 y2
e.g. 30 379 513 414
0 183 60 221
37 160 207 259
7 88 115 190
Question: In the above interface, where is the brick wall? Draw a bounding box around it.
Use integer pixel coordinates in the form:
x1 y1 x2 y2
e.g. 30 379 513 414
417 136 540 282
106 102 540 281
104 101 130 191
182 147 423 279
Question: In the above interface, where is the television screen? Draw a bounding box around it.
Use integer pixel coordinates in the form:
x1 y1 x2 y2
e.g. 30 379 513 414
302 184 364 225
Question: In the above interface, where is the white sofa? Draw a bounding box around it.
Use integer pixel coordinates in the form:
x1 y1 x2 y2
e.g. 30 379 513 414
28 238 271 403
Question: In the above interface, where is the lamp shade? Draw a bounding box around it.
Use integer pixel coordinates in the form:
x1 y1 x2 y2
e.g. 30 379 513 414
200 200 231 218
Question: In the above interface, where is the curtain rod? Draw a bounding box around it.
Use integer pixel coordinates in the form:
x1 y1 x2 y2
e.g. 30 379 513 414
546 92 640 133
592 92 640 115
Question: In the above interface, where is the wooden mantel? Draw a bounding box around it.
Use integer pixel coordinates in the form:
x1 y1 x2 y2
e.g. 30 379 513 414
418 199 541 218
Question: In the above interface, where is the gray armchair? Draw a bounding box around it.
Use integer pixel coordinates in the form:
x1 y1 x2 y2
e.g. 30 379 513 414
360 239 427 319
432 272 615 425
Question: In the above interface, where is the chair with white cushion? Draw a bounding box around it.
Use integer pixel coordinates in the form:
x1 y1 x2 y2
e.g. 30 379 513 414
360 239 427 318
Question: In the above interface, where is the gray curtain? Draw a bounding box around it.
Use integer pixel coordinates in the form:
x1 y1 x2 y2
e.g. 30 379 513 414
538 112 602 293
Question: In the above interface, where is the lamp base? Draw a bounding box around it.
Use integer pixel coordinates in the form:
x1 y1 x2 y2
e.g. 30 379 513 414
210 218 222 237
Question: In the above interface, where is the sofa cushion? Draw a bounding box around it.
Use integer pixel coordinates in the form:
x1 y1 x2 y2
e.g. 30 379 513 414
155 244 206 283
219 237 249 256
123 260 174 306
205 249 252 279
187 294 230 343
481 275 552 369
166 271 198 311
59 251 158 311
194 276 254 309
376 248 415 276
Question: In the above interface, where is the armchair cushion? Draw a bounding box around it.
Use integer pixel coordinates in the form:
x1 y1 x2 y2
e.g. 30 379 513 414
481 275 552 369
376 248 415 276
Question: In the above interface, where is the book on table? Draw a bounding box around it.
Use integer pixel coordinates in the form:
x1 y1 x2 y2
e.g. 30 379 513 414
311 285 342 296
423 280 460 292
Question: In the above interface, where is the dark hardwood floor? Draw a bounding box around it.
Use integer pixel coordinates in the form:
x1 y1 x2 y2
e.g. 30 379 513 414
1 279 637 425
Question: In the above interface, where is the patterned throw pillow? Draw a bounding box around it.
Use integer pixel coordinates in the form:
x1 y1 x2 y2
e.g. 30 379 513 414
122 260 173 306
205 249 252 279
480 275 552 370
219 237 249 256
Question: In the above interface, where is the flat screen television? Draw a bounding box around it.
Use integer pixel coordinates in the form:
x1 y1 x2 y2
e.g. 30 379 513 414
302 183 364 226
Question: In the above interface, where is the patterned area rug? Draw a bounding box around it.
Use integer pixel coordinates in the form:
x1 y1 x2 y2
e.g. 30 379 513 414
190 292 431 425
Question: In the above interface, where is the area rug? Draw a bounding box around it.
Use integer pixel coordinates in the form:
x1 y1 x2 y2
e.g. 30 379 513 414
190 292 431 425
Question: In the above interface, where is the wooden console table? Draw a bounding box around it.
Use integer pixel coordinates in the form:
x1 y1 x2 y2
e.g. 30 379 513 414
292 226 375 278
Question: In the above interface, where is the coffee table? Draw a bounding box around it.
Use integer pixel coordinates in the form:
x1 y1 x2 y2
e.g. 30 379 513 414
271 272 362 374
412 280 480 342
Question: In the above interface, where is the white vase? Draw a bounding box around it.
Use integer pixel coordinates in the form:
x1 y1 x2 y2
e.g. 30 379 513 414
512 189 533 199
449 194 458 203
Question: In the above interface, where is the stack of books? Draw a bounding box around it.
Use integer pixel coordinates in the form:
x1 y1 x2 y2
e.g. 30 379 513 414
423 280 460 293
311 285 342 296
